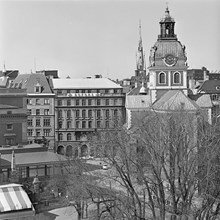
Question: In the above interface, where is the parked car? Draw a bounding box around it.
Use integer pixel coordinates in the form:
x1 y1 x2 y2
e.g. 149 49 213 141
102 164 108 170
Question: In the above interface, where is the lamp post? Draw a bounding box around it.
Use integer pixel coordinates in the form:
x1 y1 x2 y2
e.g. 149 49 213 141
33 175 40 194
32 175 40 203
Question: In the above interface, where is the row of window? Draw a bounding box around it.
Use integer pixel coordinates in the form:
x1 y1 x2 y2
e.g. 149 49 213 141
27 98 50 105
27 118 51 127
58 109 119 118
57 98 122 107
56 89 122 95
19 165 54 178
1 165 57 182
57 121 113 140
28 109 50 115
158 72 181 84
27 129 51 137
58 119 114 129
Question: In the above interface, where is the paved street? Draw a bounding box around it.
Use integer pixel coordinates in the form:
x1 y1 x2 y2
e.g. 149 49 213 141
36 203 97 220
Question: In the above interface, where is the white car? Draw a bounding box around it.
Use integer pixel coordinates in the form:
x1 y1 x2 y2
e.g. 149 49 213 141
102 164 108 170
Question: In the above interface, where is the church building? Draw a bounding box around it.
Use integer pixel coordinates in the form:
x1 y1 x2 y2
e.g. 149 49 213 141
148 7 188 103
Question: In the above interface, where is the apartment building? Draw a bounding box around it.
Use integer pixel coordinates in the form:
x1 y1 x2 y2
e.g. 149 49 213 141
12 73 55 151
52 76 126 158
0 88 27 146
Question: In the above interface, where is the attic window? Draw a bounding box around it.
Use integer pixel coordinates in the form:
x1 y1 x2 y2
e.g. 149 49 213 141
141 100 145 103
35 81 42 93
216 86 220 90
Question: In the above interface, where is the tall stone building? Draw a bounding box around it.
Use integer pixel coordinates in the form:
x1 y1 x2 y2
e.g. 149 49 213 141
12 73 55 151
148 7 188 103
52 77 125 158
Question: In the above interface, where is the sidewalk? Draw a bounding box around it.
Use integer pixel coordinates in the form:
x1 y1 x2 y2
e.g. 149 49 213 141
35 203 97 220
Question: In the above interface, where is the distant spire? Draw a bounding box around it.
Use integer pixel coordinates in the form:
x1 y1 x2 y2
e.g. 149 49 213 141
138 20 142 51
136 21 145 71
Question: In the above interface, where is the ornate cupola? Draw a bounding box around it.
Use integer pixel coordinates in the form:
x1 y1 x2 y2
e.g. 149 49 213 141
148 6 188 103
158 7 177 40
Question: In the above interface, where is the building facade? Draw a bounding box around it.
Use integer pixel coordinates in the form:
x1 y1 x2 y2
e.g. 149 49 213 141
12 73 55 151
148 7 188 103
0 88 27 146
52 77 126 158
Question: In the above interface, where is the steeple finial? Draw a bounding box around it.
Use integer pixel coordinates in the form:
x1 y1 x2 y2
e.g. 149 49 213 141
165 2 170 17
139 20 142 40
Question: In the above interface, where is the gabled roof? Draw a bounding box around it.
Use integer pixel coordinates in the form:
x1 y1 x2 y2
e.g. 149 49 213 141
195 94 212 108
12 73 53 93
126 95 151 109
52 78 122 89
1 151 66 166
153 90 200 111
198 80 220 94
0 104 19 109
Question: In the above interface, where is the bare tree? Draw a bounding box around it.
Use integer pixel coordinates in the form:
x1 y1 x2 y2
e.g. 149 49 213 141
92 109 220 220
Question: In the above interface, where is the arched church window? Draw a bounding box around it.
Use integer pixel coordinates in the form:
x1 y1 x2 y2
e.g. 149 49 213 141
58 133 63 141
67 133 72 141
174 72 180 84
159 72 166 84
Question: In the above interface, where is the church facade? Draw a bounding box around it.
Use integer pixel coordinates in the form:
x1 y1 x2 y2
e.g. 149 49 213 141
148 7 188 103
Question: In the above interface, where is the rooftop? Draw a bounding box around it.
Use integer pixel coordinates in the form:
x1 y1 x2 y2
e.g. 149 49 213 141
198 80 220 94
12 73 53 94
52 78 122 89
1 151 66 166
153 90 200 111
126 95 151 109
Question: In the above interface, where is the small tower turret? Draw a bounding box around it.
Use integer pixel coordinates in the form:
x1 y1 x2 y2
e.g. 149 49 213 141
158 6 177 40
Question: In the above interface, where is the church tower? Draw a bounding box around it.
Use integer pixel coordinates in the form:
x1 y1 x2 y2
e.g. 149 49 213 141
148 7 188 103
135 22 146 78
131 22 147 89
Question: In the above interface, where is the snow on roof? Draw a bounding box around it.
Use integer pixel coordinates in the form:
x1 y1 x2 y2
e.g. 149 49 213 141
126 95 152 109
153 90 200 111
52 78 121 89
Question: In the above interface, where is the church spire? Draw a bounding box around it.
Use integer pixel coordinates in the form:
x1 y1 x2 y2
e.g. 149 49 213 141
136 21 145 71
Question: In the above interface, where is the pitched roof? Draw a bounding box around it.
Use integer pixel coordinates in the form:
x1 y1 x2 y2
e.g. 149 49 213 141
195 94 212 108
153 90 200 111
12 73 53 93
126 95 151 109
0 104 19 109
1 151 66 166
52 78 122 89
198 80 220 94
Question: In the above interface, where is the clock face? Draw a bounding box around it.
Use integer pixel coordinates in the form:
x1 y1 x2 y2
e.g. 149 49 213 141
164 54 176 66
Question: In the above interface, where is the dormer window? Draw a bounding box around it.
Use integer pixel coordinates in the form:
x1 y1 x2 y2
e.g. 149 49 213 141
35 81 42 93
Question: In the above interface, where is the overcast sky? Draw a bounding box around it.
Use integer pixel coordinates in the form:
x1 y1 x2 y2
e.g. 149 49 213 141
0 0 220 80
